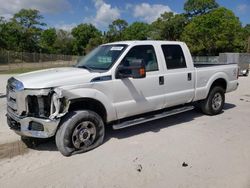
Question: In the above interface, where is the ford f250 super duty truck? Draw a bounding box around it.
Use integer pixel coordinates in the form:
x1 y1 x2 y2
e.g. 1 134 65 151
6 41 239 156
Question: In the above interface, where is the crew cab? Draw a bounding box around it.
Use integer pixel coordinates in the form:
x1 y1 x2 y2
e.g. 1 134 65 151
6 41 239 156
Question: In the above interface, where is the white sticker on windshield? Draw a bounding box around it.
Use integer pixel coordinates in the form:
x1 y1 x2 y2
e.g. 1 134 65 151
110 46 124 51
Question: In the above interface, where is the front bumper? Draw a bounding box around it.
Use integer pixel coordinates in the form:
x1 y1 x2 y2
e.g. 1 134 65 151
7 108 60 138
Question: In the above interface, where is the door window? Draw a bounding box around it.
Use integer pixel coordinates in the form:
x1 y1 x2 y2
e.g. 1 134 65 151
161 45 187 69
120 45 159 72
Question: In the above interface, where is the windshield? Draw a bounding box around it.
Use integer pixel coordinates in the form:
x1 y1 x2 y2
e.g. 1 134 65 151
76 44 127 71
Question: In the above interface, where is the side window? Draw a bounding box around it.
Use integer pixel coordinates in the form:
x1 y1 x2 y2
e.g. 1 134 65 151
161 45 187 69
120 45 159 72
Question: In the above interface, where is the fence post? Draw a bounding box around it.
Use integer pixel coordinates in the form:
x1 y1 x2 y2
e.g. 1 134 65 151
33 52 35 63
20 51 23 70
7 51 10 71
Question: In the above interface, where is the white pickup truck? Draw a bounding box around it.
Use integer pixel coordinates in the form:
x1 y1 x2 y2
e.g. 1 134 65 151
6 41 238 156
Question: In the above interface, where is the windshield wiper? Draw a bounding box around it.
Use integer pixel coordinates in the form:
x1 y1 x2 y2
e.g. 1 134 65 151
77 65 92 71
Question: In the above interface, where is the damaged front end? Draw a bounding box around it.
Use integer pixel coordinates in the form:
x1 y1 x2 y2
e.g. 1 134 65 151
26 88 69 120
6 78 70 138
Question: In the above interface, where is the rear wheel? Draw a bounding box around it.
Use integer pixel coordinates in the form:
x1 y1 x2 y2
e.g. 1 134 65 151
56 110 105 156
200 86 225 115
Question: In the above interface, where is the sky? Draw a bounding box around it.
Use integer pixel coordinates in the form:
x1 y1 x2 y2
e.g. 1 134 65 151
0 0 249 31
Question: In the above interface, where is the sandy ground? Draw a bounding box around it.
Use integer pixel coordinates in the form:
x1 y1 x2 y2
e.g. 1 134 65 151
0 75 20 144
0 75 250 188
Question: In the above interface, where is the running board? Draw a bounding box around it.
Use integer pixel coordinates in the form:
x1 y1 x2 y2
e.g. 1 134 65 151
112 106 194 130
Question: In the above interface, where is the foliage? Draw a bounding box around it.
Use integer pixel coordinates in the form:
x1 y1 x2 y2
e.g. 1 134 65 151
181 7 244 55
150 12 187 40
0 2 250 56
123 22 150 40
11 9 46 52
0 18 23 51
12 9 46 29
243 25 250 53
85 36 103 53
40 28 57 53
105 19 128 42
71 24 102 55
184 0 219 17
54 29 74 55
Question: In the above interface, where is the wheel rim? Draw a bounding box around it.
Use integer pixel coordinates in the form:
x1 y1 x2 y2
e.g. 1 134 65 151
72 121 97 149
212 92 222 111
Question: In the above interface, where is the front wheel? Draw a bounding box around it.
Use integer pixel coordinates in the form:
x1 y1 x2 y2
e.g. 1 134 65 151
200 86 225 115
56 110 105 156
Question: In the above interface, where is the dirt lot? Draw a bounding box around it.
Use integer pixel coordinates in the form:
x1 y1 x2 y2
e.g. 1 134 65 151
0 75 250 188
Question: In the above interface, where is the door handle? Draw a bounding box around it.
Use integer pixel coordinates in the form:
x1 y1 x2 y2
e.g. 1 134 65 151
159 76 164 85
187 73 192 81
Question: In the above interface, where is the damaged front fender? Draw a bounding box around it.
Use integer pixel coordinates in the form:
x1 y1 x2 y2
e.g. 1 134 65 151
49 88 70 120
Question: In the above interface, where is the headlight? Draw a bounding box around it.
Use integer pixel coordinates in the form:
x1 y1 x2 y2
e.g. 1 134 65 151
8 78 24 91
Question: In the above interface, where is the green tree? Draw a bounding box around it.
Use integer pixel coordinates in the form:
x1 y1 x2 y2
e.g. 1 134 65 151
39 28 57 53
85 36 103 53
71 23 101 55
12 9 46 52
54 29 74 55
105 19 128 42
244 25 250 52
0 18 23 51
181 7 244 55
184 0 219 17
0 17 7 49
150 12 187 40
123 22 150 40
12 9 46 29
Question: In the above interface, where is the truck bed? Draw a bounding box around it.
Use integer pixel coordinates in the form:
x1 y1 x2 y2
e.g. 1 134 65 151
194 62 236 68
193 63 238 102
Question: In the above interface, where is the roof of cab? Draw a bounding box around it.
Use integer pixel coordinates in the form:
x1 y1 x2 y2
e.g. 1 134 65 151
103 40 185 46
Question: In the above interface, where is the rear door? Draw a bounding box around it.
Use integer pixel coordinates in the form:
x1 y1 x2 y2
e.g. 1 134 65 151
161 44 195 107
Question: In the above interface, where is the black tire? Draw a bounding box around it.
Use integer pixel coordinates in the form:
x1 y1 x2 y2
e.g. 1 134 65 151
200 86 225 115
56 110 105 156
21 136 50 148
243 69 249 77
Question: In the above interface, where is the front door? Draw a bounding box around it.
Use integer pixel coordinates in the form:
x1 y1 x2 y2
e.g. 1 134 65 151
112 45 165 119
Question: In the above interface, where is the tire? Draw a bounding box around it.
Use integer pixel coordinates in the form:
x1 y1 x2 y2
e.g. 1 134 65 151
200 86 225 115
243 69 249 77
21 136 50 148
55 110 105 156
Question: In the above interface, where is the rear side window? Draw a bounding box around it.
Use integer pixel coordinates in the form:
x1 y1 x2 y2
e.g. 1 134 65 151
161 45 186 69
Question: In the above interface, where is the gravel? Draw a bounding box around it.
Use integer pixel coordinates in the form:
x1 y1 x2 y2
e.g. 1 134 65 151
0 74 250 188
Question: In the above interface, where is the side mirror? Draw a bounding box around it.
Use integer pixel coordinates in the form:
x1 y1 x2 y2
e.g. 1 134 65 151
116 59 146 79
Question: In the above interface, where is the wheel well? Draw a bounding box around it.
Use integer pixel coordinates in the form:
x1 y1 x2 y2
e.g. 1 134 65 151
68 98 107 123
210 78 227 91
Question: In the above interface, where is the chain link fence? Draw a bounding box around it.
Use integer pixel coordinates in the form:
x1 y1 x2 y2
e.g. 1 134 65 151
192 56 219 63
0 50 249 75
0 50 80 73
193 53 250 76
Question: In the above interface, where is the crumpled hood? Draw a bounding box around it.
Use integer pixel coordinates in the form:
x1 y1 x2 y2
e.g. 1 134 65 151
14 67 99 89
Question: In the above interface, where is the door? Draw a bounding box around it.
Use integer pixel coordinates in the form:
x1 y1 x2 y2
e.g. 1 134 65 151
161 44 195 107
113 45 166 119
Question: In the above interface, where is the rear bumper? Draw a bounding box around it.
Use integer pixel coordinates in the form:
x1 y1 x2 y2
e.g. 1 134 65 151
7 108 60 138
226 80 239 93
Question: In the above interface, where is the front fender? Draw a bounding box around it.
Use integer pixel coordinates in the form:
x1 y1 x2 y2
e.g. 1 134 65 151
60 88 116 122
